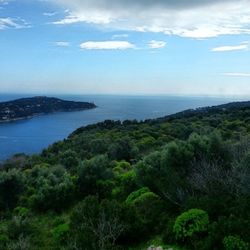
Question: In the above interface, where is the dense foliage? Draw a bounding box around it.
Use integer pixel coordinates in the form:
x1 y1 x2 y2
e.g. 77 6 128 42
0 102 250 249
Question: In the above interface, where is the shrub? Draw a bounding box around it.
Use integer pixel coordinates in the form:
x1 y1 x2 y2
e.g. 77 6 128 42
7 216 33 240
27 165 76 211
59 149 79 169
0 234 9 248
51 223 69 243
0 169 25 210
113 161 131 176
13 207 30 217
125 187 150 204
108 137 138 161
125 188 163 235
77 155 113 197
223 236 249 250
70 196 126 250
6 235 31 250
112 170 138 200
173 209 209 241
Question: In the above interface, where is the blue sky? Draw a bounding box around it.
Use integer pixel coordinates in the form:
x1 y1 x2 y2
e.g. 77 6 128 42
1 0 250 96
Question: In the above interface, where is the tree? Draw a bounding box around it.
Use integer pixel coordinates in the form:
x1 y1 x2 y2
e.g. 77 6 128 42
59 149 79 169
90 139 109 155
223 236 249 250
0 169 25 210
136 141 194 207
77 155 113 197
108 137 138 161
27 164 76 211
70 196 126 250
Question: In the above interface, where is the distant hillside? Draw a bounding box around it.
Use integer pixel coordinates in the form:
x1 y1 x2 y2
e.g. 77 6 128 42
71 100 250 136
162 100 250 120
0 96 96 122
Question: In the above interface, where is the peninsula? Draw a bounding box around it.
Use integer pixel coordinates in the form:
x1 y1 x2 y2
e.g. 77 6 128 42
0 96 96 122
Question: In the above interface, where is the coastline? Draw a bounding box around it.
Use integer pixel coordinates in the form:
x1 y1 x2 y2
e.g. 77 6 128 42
0 95 238 161
0 116 33 124
0 107 97 124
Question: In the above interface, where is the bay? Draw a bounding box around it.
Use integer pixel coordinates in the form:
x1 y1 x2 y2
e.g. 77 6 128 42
0 94 245 161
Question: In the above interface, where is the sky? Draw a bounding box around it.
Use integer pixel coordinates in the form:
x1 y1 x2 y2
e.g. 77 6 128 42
0 0 250 96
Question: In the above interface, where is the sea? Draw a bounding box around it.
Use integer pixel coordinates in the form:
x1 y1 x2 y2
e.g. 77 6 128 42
0 94 247 161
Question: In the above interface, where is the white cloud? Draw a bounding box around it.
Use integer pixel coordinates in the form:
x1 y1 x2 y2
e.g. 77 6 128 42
53 11 112 25
44 12 57 16
55 41 70 47
223 73 250 77
80 41 135 50
0 0 9 5
0 0 8 9
212 42 248 52
50 0 250 39
148 40 166 49
0 17 30 30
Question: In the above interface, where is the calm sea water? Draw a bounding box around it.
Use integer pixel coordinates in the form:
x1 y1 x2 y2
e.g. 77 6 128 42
0 94 246 161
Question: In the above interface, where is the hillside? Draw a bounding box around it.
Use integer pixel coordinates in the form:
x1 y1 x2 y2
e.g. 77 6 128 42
0 101 250 250
0 96 96 122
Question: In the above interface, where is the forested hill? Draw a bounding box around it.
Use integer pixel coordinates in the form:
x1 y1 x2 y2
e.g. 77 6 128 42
0 96 96 122
0 101 250 250
71 100 250 136
160 100 250 121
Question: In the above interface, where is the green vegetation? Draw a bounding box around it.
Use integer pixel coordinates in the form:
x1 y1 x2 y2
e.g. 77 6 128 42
223 236 249 250
0 96 96 123
173 209 209 248
0 102 250 249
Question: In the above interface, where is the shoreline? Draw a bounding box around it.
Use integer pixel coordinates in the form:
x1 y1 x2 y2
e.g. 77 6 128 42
0 116 33 124
0 96 97 124
0 107 97 124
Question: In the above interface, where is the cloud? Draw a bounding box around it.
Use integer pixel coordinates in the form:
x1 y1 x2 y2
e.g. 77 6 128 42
55 41 70 47
52 11 112 25
0 17 30 30
80 41 135 50
50 0 250 39
223 72 250 77
0 0 8 9
148 40 166 49
0 0 9 5
43 12 57 16
211 42 248 52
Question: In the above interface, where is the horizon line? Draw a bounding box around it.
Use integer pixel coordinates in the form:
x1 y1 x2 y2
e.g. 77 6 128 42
0 92 250 99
